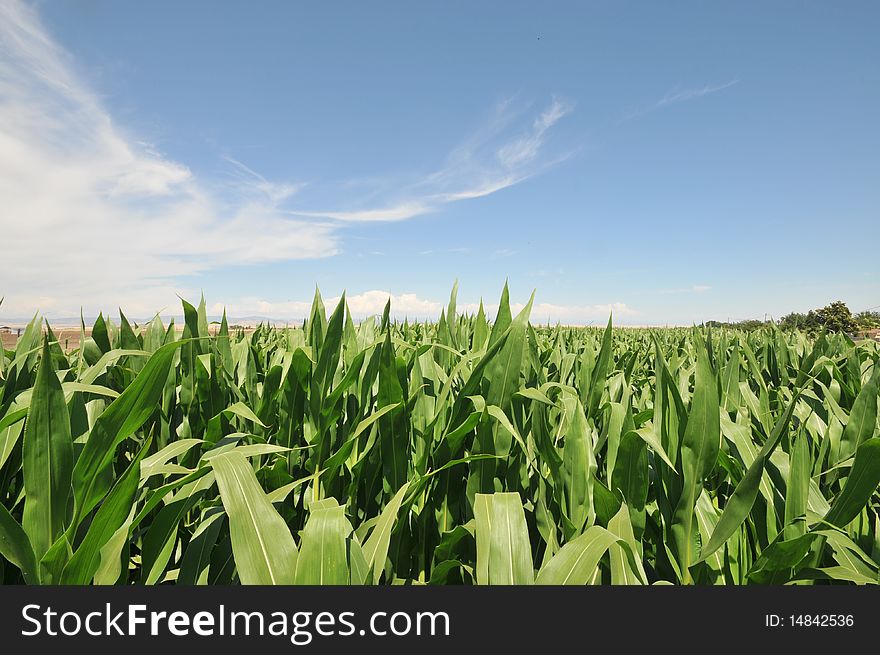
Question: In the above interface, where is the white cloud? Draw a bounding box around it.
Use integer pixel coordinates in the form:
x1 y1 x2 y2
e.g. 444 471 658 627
290 201 432 223
341 291 442 316
212 290 443 321
0 0 338 317
209 291 637 326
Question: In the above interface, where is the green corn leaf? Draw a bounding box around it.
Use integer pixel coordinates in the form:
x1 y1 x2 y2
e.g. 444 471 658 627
210 450 298 584
22 337 73 560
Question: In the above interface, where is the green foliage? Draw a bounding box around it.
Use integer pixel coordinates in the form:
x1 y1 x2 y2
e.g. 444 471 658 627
855 311 880 330
815 301 858 334
704 319 769 331
779 311 821 332
780 301 864 334
0 286 878 585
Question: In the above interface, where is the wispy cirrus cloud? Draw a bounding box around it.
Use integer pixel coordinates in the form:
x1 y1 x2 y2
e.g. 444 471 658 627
660 284 712 295
622 80 739 121
286 96 575 222
496 96 574 169
418 247 471 256
655 80 739 109
221 155 305 204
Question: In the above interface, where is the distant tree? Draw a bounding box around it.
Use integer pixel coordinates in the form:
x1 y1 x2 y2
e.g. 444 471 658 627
737 319 768 331
855 311 880 329
779 310 820 332
704 318 769 331
779 312 806 330
715 303 871 334
815 301 857 333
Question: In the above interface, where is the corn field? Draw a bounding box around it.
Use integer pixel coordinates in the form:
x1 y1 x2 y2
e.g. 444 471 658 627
1 284 879 585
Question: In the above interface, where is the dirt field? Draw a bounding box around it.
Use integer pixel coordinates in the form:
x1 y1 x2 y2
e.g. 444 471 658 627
0 332 16 350
2 328 87 351
1 325 246 352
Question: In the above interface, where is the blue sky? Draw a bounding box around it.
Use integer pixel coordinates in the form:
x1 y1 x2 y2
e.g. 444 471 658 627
1 0 878 324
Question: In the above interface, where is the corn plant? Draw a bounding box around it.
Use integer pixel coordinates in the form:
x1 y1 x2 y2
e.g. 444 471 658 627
0 284 878 585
